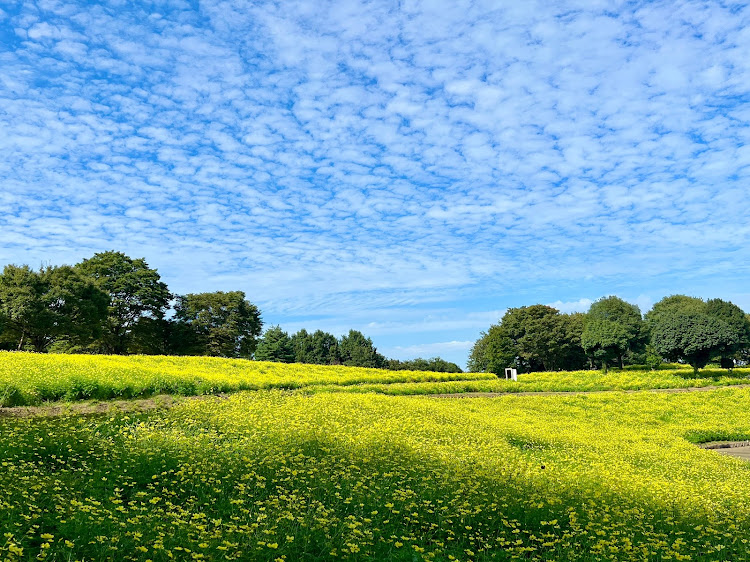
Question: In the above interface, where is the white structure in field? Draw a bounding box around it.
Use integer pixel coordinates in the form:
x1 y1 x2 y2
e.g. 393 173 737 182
504 368 518 381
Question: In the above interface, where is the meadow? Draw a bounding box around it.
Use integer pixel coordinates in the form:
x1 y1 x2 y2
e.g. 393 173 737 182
2 388 750 561
0 352 494 407
1 351 748 407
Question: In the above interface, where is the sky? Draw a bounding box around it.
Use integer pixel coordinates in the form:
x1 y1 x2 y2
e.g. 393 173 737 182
2 0 750 368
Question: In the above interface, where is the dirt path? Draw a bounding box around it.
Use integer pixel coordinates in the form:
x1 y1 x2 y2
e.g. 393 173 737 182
0 393 226 419
699 441 750 460
2 383 750 418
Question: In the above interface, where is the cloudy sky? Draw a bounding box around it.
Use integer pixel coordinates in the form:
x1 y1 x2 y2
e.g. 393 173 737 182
2 0 749 367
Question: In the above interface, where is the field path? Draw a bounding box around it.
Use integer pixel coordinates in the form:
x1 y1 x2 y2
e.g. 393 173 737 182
2 383 750 418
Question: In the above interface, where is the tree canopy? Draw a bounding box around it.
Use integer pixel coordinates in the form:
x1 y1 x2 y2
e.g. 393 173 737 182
76 251 171 354
172 291 262 358
0 264 107 352
650 311 737 373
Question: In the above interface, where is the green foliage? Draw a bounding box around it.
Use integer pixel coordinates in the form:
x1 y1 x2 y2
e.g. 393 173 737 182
650 311 738 373
172 291 262 358
645 295 705 327
255 325 295 363
290 329 340 365
644 344 663 371
704 298 750 362
584 296 645 368
469 306 587 374
386 357 462 373
0 264 107 352
76 251 171 354
581 319 629 373
339 329 386 368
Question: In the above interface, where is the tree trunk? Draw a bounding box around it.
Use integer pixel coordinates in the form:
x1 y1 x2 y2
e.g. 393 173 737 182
17 331 25 351
602 360 608 374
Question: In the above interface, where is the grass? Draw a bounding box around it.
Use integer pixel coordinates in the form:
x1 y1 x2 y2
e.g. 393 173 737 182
2 388 750 560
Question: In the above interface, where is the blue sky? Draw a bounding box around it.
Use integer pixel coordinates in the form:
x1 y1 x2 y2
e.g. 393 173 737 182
2 0 750 367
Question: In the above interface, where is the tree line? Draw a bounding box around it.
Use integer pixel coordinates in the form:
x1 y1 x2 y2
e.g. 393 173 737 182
469 295 750 375
0 251 462 372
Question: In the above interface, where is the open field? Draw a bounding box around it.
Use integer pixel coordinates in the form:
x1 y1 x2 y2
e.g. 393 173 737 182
303 367 750 397
2 352 750 407
0 352 493 407
2 387 750 561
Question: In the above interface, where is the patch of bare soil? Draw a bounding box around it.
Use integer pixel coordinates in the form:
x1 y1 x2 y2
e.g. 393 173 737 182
0 393 227 419
698 441 750 461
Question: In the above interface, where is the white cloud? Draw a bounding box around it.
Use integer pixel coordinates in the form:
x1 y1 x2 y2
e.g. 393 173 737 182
1 0 749 366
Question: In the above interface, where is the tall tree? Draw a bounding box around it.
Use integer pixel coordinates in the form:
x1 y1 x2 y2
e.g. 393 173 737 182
467 323 517 374
76 251 171 354
338 330 386 368
0 264 107 352
650 311 737 374
255 325 295 363
704 298 750 365
172 291 262 358
290 329 341 365
584 296 645 368
645 295 705 328
581 319 629 373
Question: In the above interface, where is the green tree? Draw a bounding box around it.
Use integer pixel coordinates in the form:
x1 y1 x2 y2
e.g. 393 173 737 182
557 312 588 371
645 295 705 328
0 264 107 352
387 357 462 373
255 325 294 363
581 319 629 373
704 298 750 367
584 296 645 368
290 329 340 365
0 264 42 350
467 323 517 374
650 311 737 374
172 291 262 358
76 251 171 354
338 330 386 368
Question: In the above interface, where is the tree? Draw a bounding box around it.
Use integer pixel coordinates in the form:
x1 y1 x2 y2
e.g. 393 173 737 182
704 298 750 366
585 296 645 368
255 325 294 363
338 330 386 368
76 251 171 354
557 312 588 371
645 295 705 328
0 265 43 350
172 291 262 358
581 319 629 373
0 264 107 352
386 357 463 373
650 311 737 374
467 323 516 374
468 306 586 374
290 329 340 365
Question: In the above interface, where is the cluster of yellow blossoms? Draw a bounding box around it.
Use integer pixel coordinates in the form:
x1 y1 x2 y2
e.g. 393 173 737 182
2 381 750 560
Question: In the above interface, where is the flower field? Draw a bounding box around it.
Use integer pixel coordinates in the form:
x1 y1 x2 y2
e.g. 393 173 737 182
2 387 750 560
2 352 749 407
305 366 750 396
0 352 494 407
